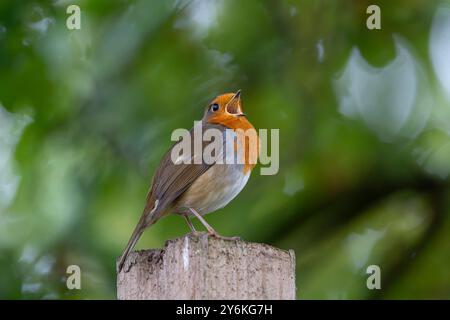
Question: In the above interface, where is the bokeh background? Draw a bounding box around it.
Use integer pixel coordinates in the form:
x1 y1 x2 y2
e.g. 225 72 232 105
1 0 450 299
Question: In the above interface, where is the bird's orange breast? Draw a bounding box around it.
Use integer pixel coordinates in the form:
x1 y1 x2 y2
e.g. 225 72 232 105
207 116 259 174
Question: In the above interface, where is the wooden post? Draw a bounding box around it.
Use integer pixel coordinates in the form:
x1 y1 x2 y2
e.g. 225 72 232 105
117 232 296 300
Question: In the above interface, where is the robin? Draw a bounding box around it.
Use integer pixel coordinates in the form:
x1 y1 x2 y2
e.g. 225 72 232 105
117 90 259 272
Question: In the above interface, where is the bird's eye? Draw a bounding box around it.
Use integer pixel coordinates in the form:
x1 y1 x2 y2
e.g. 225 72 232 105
210 103 219 112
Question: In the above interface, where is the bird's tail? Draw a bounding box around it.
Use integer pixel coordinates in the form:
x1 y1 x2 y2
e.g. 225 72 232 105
117 199 159 273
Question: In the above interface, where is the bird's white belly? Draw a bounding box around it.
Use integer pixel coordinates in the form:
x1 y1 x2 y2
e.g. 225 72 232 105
176 164 250 215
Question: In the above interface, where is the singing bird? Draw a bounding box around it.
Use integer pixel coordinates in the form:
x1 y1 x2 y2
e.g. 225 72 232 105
118 90 259 272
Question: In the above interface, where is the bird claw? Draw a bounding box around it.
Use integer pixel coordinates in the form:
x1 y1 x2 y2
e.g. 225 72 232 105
208 232 241 241
189 231 203 237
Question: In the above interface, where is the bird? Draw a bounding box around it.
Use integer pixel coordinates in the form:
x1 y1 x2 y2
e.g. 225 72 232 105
117 90 259 272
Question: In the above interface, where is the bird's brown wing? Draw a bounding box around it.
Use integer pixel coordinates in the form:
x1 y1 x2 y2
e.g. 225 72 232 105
148 122 226 218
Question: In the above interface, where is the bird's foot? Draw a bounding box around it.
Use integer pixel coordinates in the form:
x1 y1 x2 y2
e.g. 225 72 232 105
188 230 203 237
208 231 241 241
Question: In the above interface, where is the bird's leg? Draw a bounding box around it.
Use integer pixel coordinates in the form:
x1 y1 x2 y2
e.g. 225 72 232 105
188 208 240 241
188 208 218 235
183 214 199 235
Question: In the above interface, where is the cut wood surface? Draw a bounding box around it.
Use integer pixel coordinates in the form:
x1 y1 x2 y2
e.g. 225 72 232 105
117 232 296 300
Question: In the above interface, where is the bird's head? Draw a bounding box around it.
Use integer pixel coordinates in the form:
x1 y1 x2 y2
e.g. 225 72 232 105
202 90 246 127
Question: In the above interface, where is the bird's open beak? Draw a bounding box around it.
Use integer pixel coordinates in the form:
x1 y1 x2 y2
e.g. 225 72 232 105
226 90 244 115
234 90 245 116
